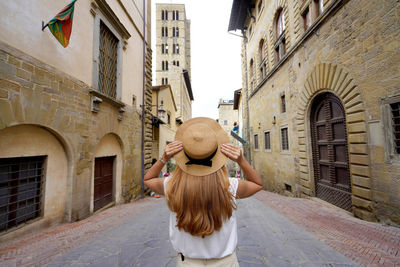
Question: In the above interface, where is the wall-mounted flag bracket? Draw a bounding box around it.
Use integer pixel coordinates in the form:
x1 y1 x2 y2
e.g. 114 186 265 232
42 21 49 31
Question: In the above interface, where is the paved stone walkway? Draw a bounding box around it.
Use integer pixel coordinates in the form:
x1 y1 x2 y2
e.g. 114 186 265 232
0 191 399 266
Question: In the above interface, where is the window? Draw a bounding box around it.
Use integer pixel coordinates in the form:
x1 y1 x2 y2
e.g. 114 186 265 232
172 10 179 20
161 77 168 85
254 134 259 150
314 0 324 17
391 102 400 154
276 9 285 38
249 58 255 91
302 7 311 31
172 27 179 37
264 131 271 150
162 61 168 71
167 113 171 125
275 9 286 62
0 156 45 232
162 10 168 20
176 61 179 67
224 120 227 125
258 0 263 16
281 127 289 151
98 21 118 98
281 94 286 113
259 39 267 80
162 44 169 54
173 44 180 54
161 27 168 37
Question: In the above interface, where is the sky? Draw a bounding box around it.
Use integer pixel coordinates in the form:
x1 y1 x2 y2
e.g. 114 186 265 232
151 0 243 119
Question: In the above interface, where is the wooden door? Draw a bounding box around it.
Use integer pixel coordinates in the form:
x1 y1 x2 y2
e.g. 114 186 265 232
311 93 352 211
94 157 114 212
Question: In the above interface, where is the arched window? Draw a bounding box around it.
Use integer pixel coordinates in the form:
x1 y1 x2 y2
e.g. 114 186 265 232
276 9 285 38
249 58 255 91
259 39 265 62
259 39 267 80
275 8 286 62
176 10 179 20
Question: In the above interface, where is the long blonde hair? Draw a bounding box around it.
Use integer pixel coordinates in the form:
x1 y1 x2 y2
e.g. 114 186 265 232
165 166 236 237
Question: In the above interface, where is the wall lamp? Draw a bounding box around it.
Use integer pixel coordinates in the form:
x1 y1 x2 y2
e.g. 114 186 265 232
140 104 166 119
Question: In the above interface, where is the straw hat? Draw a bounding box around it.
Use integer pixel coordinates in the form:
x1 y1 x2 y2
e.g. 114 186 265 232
174 117 229 176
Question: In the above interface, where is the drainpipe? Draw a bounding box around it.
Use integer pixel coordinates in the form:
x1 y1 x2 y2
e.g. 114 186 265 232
140 0 147 199
228 30 252 166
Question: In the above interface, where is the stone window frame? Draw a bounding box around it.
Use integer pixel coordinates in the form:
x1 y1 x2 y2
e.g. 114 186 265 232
254 133 259 151
257 0 264 18
258 39 267 82
274 8 286 63
280 125 290 153
280 91 286 113
264 130 272 152
381 93 400 163
90 0 130 103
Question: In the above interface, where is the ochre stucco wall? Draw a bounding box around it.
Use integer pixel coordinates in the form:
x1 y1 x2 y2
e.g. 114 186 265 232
0 125 68 223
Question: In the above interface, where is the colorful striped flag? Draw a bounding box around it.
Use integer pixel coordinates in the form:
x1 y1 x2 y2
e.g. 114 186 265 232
46 0 77 48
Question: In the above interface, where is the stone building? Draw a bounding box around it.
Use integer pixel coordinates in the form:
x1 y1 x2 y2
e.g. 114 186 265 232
0 0 153 240
229 0 400 226
218 99 240 176
151 84 178 173
155 3 193 123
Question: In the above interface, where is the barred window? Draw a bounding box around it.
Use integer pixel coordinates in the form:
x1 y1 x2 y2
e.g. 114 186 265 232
99 21 118 98
254 134 259 150
264 131 271 150
281 94 286 113
281 127 289 151
0 156 45 232
391 102 400 154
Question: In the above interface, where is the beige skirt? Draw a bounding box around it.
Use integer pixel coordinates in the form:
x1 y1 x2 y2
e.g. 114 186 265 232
176 251 239 267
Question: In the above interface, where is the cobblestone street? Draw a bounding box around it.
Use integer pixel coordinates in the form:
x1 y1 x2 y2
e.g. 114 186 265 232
1 191 399 267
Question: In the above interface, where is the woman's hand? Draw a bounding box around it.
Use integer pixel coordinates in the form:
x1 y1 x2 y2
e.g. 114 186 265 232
162 141 183 161
220 144 243 163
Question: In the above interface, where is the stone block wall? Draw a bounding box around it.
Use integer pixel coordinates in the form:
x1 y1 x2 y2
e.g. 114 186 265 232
0 41 149 225
241 0 400 225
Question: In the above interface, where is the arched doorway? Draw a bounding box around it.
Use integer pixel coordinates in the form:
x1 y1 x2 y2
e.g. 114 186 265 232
310 93 352 211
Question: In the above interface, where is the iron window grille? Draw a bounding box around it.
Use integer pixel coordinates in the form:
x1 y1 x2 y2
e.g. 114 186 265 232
0 156 45 232
281 94 286 113
264 132 271 150
281 127 289 150
254 134 259 150
98 21 118 99
391 102 400 154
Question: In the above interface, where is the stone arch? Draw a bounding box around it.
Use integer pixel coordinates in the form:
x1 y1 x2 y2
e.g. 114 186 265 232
296 63 373 217
0 124 74 236
91 132 124 213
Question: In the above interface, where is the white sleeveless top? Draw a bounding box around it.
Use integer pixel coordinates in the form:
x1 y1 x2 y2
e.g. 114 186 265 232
164 176 239 259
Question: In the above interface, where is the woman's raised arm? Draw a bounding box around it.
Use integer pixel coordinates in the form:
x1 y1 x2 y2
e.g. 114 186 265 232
220 144 263 198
